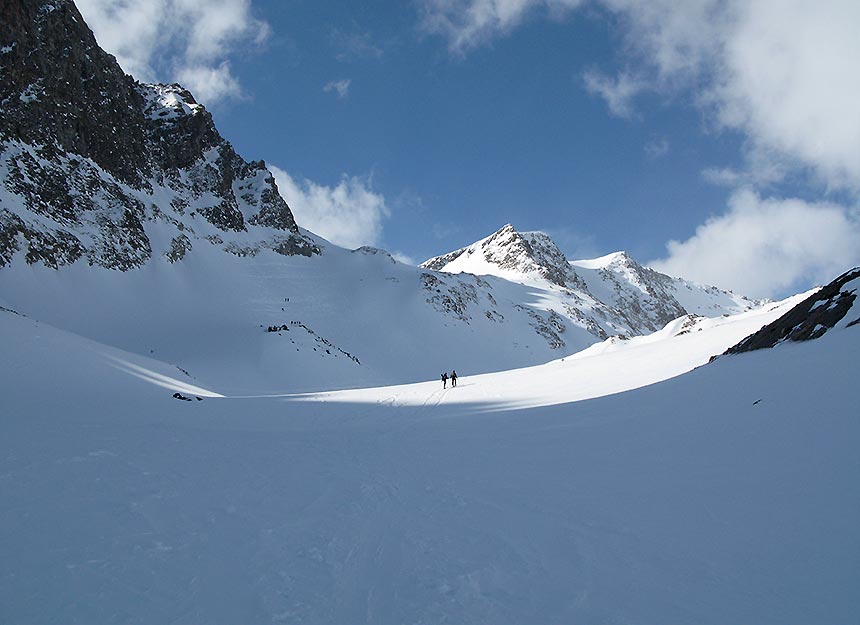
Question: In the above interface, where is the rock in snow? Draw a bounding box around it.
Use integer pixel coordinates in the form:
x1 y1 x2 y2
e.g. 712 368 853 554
723 266 860 354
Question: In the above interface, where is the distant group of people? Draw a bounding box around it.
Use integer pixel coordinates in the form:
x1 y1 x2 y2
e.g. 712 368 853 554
441 370 458 389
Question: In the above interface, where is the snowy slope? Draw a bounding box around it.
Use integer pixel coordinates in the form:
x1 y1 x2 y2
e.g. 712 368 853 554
423 224 763 340
292 292 811 410
1 283 857 625
571 249 762 318
0 235 626 393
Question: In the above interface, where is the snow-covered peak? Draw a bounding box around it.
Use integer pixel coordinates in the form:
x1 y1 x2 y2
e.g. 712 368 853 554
421 223 576 287
421 224 766 341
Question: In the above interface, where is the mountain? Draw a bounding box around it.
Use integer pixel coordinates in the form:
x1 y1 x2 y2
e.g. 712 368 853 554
723 266 860 354
3 4 858 621
0 0 611 388
0 0 316 271
422 224 580 287
0 0 776 389
422 223 763 340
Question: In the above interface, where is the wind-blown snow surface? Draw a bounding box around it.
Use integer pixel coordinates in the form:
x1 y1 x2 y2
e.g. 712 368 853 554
2 288 858 624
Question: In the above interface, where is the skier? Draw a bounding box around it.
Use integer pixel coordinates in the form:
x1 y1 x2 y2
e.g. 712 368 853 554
451 370 458 387
441 372 448 389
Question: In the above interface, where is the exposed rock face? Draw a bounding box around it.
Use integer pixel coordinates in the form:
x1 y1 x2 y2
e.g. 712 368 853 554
422 223 762 343
724 267 860 355
0 0 148 186
0 0 316 270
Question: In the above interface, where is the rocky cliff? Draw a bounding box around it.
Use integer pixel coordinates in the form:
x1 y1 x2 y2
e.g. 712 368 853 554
723 267 860 355
0 0 316 270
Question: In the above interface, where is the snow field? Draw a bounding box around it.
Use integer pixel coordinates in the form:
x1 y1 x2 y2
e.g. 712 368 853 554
2 284 858 624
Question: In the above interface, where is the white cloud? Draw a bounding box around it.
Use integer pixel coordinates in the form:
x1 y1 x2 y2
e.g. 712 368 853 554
599 0 860 190
649 189 860 298
76 0 269 105
713 0 860 189
423 0 860 191
419 0 583 54
323 79 352 99
175 62 242 104
269 166 390 250
644 137 669 159
583 70 643 119
597 0 727 82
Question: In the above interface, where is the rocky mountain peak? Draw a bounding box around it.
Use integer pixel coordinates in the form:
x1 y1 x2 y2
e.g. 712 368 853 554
1 0 148 186
0 0 313 270
421 223 578 287
421 223 765 342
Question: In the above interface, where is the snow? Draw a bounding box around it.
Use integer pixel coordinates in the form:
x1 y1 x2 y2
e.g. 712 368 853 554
139 83 203 120
18 83 44 104
2 268 858 623
5 245 860 625
0 242 603 393
1 213 857 623
423 226 763 343
295 292 809 410
570 250 629 269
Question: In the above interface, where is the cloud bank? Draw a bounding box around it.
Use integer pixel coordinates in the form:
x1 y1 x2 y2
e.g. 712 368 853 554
650 190 860 298
75 0 270 105
270 166 390 250
600 0 860 190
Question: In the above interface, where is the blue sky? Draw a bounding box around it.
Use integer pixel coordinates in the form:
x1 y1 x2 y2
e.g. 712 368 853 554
76 0 860 298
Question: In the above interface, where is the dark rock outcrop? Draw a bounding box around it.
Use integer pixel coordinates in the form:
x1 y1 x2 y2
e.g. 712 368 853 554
0 0 314 270
723 267 860 355
0 0 148 186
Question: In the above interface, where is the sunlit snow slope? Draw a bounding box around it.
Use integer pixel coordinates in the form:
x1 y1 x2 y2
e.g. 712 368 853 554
293 292 810 410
